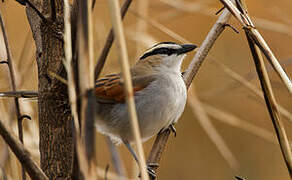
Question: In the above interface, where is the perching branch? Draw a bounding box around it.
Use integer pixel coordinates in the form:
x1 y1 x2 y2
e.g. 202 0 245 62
0 11 26 180
0 118 48 180
147 8 232 173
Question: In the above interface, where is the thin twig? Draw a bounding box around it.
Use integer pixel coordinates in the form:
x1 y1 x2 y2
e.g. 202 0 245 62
63 0 80 137
245 28 292 177
0 118 48 180
0 91 38 98
94 0 132 80
147 7 232 173
0 12 26 180
219 0 292 93
107 0 148 179
48 71 68 85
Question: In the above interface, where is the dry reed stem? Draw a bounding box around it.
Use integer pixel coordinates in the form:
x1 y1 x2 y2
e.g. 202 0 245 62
133 1 149 177
0 118 48 180
147 8 232 172
63 0 80 135
245 31 292 177
240 0 292 175
107 0 148 179
94 0 132 80
76 0 96 178
188 85 239 170
0 11 26 180
219 0 292 93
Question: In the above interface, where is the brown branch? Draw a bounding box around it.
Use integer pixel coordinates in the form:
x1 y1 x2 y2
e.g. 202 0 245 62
94 0 132 80
0 118 48 180
0 11 26 180
0 91 38 98
147 8 232 173
245 25 292 178
25 0 75 178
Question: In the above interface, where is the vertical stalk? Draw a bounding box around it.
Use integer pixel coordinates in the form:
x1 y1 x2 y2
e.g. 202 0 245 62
107 0 149 179
245 30 292 177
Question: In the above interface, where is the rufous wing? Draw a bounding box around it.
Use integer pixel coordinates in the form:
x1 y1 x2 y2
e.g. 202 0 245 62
95 73 156 104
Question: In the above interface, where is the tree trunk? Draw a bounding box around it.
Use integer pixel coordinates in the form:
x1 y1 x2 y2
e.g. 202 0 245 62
26 1 75 179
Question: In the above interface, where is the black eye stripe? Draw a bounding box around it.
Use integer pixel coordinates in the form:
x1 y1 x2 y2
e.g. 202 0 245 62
140 47 177 60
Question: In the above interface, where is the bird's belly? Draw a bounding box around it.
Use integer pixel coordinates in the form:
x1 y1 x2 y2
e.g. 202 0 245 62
95 75 187 144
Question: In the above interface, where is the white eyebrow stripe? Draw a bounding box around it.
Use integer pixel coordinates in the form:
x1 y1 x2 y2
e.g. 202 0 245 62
142 44 181 55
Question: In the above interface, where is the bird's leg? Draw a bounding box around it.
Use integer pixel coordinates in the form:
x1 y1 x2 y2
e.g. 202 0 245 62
123 140 156 179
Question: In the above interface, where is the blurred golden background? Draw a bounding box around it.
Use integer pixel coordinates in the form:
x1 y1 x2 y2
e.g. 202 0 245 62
0 0 292 179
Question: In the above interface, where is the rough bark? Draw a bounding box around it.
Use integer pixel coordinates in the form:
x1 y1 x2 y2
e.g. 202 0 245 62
26 0 75 179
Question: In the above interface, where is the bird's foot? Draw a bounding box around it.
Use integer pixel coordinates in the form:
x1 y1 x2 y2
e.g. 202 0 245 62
138 163 158 180
147 165 156 180
169 124 177 137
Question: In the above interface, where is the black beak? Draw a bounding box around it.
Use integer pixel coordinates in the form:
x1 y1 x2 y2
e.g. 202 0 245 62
177 44 197 55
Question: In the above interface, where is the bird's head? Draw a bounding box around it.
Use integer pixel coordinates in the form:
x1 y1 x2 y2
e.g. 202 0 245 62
137 42 197 72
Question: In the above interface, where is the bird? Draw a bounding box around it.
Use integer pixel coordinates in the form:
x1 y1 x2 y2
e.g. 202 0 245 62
95 41 197 178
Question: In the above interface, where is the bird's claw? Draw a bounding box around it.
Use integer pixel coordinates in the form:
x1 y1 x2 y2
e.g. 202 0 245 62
147 166 156 180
